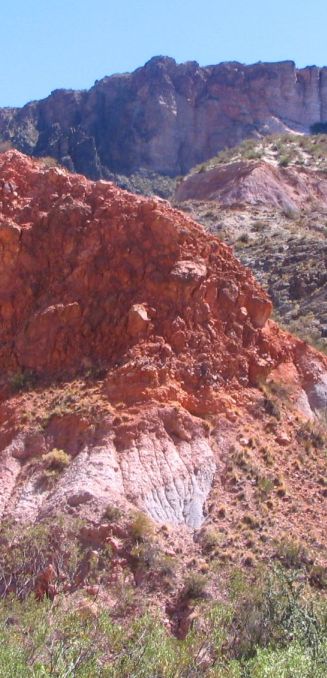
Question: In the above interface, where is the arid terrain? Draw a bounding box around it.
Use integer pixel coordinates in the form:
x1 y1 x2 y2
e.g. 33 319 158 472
0 151 326 666
0 68 326 675
175 134 327 352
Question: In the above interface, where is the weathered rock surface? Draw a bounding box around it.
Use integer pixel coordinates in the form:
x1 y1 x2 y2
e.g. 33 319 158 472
0 152 326 564
175 159 327 210
1 57 327 180
175 134 327 349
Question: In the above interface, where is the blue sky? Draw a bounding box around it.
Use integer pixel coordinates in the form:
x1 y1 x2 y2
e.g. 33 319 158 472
1 0 326 107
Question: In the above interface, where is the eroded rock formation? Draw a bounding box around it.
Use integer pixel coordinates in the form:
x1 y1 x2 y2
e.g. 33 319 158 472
175 159 327 209
0 152 326 553
1 57 327 179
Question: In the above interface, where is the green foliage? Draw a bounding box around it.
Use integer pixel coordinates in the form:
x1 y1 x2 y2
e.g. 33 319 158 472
279 154 291 167
0 563 326 676
0 518 89 599
248 642 327 678
182 572 209 600
129 511 154 541
274 536 308 569
103 504 123 522
257 475 274 499
42 449 70 473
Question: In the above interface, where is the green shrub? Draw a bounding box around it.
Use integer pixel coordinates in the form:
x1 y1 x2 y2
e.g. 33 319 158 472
248 642 327 678
257 475 274 499
9 370 36 393
103 504 123 522
182 573 208 600
129 511 154 541
200 527 221 553
279 155 291 167
42 448 70 472
274 537 308 569
0 563 326 676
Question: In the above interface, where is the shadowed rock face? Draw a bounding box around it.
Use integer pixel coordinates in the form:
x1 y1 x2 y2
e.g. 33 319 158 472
1 57 327 179
0 151 327 533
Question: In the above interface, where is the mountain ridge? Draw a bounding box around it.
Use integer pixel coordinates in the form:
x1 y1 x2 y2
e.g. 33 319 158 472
1 56 327 181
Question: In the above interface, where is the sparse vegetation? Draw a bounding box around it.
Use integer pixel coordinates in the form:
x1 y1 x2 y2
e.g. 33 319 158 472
279 154 291 167
274 536 309 569
191 131 327 175
103 504 123 522
42 448 70 473
257 475 274 499
129 511 154 541
182 572 209 600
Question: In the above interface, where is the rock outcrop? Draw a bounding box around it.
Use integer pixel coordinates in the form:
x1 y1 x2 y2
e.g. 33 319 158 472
175 159 327 210
174 134 327 348
0 152 326 564
1 57 327 180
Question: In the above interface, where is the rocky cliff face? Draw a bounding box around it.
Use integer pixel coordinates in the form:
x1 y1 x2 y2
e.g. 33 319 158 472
1 57 327 179
0 151 326 571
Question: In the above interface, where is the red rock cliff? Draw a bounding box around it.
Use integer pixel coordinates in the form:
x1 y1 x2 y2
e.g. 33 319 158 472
0 151 326 539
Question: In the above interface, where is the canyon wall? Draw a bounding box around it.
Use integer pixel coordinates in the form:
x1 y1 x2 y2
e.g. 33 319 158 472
1 57 327 179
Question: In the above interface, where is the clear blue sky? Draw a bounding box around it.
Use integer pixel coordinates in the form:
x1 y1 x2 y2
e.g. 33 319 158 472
1 0 326 107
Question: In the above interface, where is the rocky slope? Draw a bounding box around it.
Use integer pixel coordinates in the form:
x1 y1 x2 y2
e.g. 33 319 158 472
1 58 327 182
175 134 327 349
0 149 326 590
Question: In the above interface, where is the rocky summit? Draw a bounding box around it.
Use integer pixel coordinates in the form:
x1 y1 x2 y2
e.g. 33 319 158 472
1 57 327 181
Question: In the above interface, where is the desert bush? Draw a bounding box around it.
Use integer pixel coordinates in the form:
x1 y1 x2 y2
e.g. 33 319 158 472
200 527 221 553
182 572 209 600
9 370 36 393
279 154 291 167
237 232 250 245
257 475 274 499
0 562 326 676
0 518 85 599
42 448 70 473
40 155 59 168
228 565 327 664
252 220 266 233
103 505 123 522
274 536 309 569
129 511 154 541
263 395 281 419
309 564 327 590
